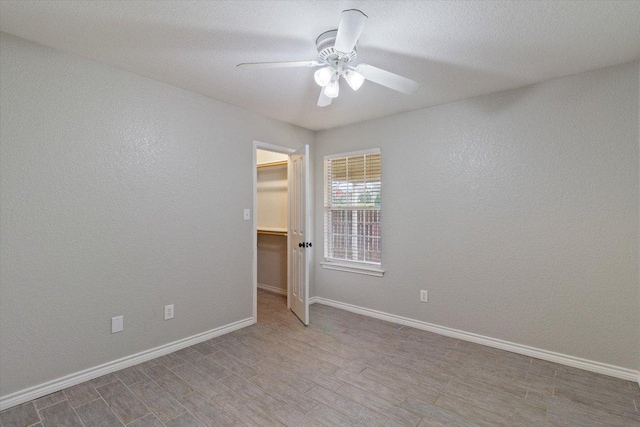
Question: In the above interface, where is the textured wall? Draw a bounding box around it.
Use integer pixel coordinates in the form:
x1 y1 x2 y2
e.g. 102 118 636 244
315 62 640 370
0 33 313 396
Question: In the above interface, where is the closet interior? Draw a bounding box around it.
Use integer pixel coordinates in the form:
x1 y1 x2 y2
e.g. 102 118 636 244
256 149 288 300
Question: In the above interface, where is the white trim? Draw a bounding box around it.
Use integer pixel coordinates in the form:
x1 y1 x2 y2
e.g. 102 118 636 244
324 147 380 160
0 317 254 411
257 283 287 296
320 261 384 277
309 297 639 382
252 140 296 323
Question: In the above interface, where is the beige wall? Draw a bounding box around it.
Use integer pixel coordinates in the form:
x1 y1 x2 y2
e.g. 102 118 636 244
0 33 314 397
256 163 287 231
257 234 287 294
315 61 640 371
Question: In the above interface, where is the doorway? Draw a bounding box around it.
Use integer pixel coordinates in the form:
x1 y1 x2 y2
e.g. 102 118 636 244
252 142 292 324
252 141 311 326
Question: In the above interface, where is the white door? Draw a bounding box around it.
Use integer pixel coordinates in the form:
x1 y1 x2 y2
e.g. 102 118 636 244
288 145 310 325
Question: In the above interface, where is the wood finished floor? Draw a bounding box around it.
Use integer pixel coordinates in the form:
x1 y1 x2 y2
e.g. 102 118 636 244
2 289 639 427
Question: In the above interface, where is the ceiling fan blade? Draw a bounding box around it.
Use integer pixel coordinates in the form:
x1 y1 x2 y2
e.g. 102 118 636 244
355 64 419 94
334 9 367 54
317 89 332 107
236 60 321 69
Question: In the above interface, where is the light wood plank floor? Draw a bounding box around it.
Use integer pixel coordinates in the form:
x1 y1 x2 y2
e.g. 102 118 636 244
2 289 639 426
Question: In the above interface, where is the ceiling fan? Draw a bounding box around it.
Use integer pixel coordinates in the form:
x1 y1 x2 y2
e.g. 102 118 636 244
237 9 419 107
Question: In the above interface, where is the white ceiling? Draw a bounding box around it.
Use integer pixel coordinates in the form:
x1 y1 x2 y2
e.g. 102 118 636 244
1 1 639 131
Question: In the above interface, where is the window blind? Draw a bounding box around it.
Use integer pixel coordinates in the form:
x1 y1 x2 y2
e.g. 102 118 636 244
324 151 381 265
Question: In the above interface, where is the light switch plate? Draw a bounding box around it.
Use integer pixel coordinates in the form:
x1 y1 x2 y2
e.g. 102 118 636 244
243 209 251 220
111 315 123 333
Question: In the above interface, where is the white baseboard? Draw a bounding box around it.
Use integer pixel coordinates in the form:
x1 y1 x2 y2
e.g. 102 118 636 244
0 317 255 411
309 296 639 383
258 283 287 296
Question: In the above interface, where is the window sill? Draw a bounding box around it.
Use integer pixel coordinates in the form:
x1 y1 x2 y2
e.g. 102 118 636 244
321 261 385 277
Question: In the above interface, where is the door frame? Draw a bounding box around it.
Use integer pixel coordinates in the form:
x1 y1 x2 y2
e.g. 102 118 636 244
252 140 296 323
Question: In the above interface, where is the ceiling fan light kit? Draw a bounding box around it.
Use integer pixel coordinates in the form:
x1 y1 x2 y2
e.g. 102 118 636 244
324 80 340 98
344 69 365 91
237 9 419 107
314 67 333 87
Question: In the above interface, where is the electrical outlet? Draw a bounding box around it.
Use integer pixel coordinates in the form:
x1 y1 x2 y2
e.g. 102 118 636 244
111 315 123 333
420 290 428 303
164 304 174 320
243 209 251 220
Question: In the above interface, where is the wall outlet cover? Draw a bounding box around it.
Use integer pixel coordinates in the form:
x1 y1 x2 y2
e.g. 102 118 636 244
164 304 174 320
420 290 428 303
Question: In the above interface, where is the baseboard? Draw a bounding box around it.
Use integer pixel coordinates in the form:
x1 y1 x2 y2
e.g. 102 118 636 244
309 296 639 382
0 317 255 411
258 283 287 296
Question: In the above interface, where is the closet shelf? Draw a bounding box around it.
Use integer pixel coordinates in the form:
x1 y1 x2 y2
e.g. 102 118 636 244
258 228 287 237
257 160 287 169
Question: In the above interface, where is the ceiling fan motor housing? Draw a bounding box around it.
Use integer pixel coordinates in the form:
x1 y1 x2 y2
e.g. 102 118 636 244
316 30 357 63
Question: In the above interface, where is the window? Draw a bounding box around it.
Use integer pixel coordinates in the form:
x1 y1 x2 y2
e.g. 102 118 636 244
323 149 383 276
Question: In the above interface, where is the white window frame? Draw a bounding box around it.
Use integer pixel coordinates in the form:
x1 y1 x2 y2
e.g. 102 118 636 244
321 148 384 277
